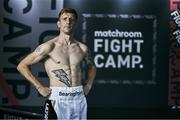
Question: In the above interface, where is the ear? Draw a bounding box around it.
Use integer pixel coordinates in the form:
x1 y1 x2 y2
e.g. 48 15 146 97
57 21 60 28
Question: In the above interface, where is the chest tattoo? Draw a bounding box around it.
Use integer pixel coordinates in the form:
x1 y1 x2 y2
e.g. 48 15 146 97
52 69 71 87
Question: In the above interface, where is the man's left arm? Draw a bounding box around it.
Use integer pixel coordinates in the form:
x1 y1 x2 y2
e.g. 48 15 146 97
83 48 96 95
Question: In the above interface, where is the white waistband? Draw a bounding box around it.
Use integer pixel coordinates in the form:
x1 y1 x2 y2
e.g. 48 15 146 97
49 86 84 100
50 86 83 93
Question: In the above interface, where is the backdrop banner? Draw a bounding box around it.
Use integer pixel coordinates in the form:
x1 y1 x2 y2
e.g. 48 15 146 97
82 13 157 85
169 0 180 109
0 0 63 106
64 0 168 108
0 0 169 110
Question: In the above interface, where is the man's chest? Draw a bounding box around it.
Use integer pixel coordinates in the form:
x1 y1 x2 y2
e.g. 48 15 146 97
49 43 85 64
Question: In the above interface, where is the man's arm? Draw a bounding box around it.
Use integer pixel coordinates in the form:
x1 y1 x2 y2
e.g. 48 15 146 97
83 48 96 95
17 43 52 97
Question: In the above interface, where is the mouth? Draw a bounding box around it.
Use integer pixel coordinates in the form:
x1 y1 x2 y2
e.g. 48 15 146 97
65 26 72 29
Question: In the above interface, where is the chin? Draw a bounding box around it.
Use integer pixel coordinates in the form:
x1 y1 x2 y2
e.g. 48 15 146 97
65 31 73 35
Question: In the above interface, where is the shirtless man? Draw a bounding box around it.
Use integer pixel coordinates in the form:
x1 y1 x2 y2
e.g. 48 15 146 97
17 8 96 120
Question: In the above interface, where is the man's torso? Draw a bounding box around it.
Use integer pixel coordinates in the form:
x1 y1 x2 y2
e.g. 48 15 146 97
43 40 86 87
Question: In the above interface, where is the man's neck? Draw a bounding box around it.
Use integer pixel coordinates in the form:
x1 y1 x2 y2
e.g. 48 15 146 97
58 33 74 46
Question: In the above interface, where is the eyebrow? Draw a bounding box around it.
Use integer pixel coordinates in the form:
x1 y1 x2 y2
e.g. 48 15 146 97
60 16 76 20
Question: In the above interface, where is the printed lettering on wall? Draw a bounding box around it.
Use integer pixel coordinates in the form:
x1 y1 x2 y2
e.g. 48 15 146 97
82 14 157 85
169 0 180 109
0 0 63 106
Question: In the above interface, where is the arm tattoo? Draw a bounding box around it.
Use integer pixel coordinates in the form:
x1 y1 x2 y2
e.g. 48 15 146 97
84 49 95 65
52 69 71 87
35 46 42 53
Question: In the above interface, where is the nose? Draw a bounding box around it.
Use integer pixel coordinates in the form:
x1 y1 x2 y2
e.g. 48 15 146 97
66 18 70 23
66 18 71 24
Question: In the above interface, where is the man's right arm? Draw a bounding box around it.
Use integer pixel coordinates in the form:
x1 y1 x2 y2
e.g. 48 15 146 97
17 43 52 97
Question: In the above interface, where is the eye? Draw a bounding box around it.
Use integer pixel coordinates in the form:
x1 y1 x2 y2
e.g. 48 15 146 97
63 17 67 21
70 18 75 21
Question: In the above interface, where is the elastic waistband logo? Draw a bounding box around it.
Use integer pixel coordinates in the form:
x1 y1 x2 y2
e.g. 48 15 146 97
59 91 83 96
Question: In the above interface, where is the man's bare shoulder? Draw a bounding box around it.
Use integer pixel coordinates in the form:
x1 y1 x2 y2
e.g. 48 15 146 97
75 40 88 52
44 36 58 46
34 37 58 54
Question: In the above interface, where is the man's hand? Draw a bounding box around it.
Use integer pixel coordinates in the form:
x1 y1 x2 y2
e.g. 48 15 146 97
37 86 52 97
83 84 91 96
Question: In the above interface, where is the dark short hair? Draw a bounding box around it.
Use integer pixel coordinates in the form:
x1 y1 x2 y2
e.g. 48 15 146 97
58 8 78 20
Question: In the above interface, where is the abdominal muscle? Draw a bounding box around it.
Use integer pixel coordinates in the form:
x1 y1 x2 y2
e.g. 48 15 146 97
45 64 82 87
43 41 85 87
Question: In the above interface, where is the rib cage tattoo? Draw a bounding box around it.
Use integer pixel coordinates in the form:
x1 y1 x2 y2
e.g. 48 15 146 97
52 69 71 87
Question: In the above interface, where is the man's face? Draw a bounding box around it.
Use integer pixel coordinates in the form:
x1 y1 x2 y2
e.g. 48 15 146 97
57 12 77 35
